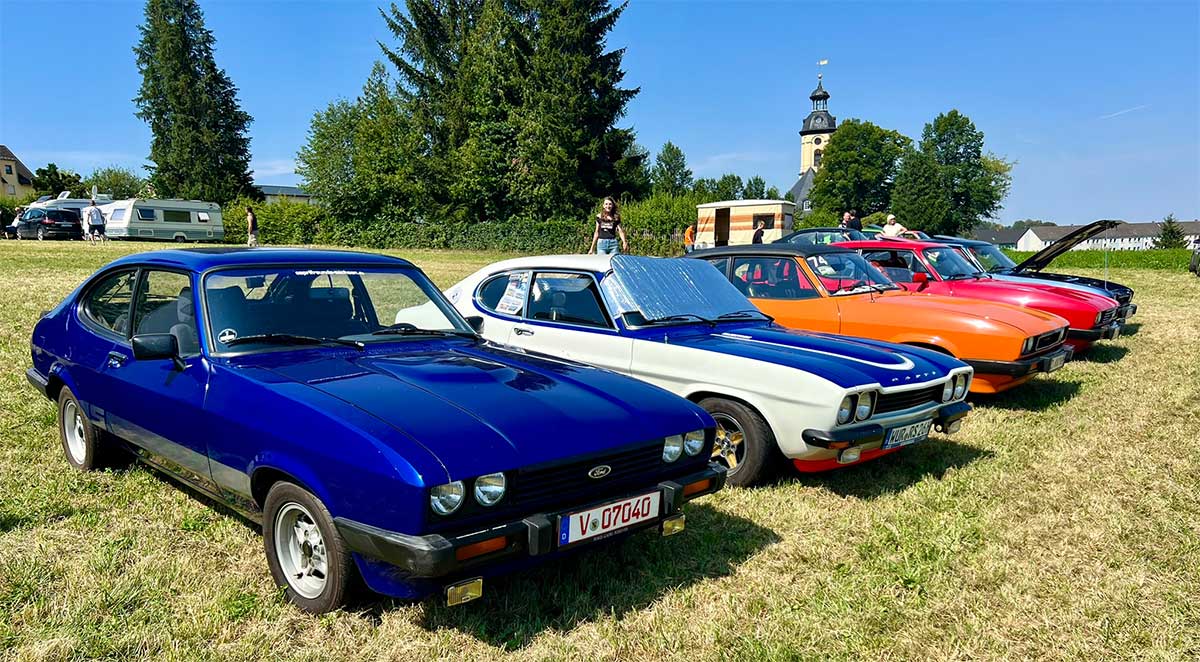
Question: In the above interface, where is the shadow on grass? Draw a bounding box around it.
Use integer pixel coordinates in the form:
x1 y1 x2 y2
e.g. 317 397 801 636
794 437 993 500
1116 322 1141 337
411 503 776 650
970 378 1082 412
1075 344 1129 364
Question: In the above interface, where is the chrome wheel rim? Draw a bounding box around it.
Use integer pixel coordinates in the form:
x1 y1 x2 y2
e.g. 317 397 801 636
274 502 328 599
63 401 86 464
711 413 746 470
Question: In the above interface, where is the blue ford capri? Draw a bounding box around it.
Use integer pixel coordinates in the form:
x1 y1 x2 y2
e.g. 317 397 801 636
27 248 724 613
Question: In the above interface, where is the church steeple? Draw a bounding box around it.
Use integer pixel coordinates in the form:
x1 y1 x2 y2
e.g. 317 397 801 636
800 71 836 174
810 74 830 111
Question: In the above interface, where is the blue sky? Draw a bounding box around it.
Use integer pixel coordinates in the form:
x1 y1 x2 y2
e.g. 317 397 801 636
1 0 1196 224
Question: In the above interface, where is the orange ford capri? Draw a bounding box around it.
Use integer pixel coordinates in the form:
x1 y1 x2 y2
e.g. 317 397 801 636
689 245 1073 394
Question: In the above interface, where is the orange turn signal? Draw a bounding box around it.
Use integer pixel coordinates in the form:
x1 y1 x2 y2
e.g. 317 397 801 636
683 478 713 497
455 536 507 562
829 441 851 450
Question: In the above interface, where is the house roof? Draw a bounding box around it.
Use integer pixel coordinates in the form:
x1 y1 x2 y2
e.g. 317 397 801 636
0 144 36 186
696 199 794 210
787 168 816 203
256 184 311 197
969 227 1025 245
1027 221 1200 241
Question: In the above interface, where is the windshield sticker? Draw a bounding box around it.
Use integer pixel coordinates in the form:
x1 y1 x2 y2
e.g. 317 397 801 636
496 273 529 315
217 328 238 344
294 270 364 276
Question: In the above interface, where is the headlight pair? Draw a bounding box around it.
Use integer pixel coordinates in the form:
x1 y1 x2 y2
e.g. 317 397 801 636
946 372 970 400
664 429 706 462
430 472 507 515
837 391 877 425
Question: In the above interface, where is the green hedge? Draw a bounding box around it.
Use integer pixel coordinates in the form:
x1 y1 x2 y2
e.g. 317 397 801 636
0 194 38 225
1003 249 1193 271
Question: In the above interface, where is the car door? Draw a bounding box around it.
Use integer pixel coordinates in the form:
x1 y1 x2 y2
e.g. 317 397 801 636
469 270 532 345
100 268 218 493
508 271 633 374
71 268 139 429
743 255 842 334
20 209 43 237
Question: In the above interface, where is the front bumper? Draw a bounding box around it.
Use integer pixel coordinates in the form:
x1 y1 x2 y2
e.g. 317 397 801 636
1118 303 1137 320
334 464 725 579
26 367 49 397
965 345 1074 377
800 400 972 450
1068 321 1122 342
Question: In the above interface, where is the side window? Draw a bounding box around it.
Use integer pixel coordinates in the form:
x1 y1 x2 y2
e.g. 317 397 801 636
136 208 155 221
111 208 126 221
527 272 610 328
732 257 817 300
163 210 191 223
82 270 137 336
24 209 44 222
863 250 921 283
752 213 776 230
701 257 730 277
134 271 200 356
477 272 529 316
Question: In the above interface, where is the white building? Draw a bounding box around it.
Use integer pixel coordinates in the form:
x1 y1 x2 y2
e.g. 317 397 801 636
1017 221 1200 251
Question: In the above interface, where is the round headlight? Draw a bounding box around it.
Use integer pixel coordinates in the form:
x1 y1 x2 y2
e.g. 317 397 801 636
941 379 954 402
953 374 969 399
855 391 875 421
683 430 705 456
473 472 506 507
837 396 855 424
430 481 465 515
663 435 684 462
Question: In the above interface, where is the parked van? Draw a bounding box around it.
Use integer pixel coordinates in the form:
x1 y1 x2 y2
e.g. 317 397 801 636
695 199 795 249
99 198 224 242
28 191 115 212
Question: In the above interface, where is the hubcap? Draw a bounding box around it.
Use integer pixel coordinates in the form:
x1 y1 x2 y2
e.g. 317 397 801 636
63 401 87 464
274 502 328 599
711 413 746 470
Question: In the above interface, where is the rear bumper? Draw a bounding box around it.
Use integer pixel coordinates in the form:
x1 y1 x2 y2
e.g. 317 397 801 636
965 345 1073 377
1068 321 1122 342
335 464 725 579
801 400 971 450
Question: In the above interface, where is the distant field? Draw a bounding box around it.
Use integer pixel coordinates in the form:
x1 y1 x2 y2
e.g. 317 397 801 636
1004 248 1193 271
1 241 1198 660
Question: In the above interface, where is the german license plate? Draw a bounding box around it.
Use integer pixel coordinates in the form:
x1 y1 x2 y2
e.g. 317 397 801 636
1048 353 1066 372
883 419 933 449
59 223 73 227
559 491 661 546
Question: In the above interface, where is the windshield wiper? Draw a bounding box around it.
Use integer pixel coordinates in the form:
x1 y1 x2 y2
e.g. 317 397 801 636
224 333 365 350
944 273 976 281
642 313 716 327
716 309 773 322
370 323 474 338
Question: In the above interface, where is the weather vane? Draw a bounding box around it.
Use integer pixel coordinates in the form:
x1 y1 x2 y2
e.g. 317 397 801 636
817 58 829 80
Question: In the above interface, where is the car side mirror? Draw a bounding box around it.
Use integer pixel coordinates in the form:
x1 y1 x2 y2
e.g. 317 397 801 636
912 272 929 285
465 315 484 332
132 333 185 371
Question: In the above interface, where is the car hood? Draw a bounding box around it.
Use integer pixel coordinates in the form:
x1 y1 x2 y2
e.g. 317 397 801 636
653 322 965 389
944 277 1117 311
1013 220 1122 272
860 291 1067 335
257 342 710 479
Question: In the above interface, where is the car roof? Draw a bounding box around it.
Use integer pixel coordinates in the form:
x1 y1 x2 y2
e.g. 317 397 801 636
467 253 616 275
932 235 988 247
690 244 852 259
836 239 946 250
105 247 415 272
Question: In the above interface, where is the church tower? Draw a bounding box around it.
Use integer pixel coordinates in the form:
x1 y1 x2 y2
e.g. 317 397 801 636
800 74 836 173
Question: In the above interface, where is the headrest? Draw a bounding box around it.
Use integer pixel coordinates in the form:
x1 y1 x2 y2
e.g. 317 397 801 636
176 287 194 320
550 291 567 307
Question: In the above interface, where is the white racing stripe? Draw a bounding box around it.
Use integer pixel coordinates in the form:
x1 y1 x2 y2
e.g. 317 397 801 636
715 332 916 371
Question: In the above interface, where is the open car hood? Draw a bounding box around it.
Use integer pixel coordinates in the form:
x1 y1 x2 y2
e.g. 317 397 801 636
1014 220 1122 273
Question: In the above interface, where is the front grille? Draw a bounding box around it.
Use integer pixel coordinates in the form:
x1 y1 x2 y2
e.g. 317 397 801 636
514 440 664 507
875 384 942 415
1098 307 1117 326
1034 328 1066 352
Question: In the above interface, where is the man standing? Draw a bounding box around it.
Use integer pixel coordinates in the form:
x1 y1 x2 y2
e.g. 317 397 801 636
81 200 106 243
845 210 863 232
246 206 258 247
881 214 908 237
683 222 696 254
752 219 765 244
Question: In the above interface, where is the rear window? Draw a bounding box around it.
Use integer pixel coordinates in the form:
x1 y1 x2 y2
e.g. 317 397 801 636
47 210 78 221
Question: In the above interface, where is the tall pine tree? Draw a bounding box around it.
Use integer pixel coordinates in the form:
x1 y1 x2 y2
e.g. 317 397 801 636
134 0 255 202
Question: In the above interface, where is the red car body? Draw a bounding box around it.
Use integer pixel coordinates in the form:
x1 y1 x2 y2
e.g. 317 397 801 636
836 239 1122 352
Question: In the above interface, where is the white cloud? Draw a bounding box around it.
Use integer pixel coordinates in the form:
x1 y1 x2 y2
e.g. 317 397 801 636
251 159 297 178
1098 104 1150 120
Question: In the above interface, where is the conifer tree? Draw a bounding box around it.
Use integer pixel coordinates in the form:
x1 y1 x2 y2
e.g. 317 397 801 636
1155 214 1188 249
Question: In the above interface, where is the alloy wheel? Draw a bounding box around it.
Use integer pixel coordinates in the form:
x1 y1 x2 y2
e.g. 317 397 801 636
711 412 746 469
63 401 87 464
273 502 328 599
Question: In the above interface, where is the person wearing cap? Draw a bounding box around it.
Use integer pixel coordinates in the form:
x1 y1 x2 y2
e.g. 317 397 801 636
881 213 908 237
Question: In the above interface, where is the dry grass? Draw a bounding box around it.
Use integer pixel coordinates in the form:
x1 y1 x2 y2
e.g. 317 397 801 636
1 240 1198 661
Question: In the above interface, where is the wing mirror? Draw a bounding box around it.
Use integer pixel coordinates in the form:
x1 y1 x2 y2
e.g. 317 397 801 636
465 315 484 332
132 333 185 371
912 272 929 286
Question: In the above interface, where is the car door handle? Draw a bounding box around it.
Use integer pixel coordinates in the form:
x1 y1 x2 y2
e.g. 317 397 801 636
106 352 128 369
514 328 535 336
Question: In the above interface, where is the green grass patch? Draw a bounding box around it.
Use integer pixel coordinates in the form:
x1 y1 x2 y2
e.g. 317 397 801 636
1005 248 1193 270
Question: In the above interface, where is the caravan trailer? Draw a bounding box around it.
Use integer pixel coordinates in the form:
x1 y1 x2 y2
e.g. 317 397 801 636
695 199 795 249
28 191 115 212
99 198 224 242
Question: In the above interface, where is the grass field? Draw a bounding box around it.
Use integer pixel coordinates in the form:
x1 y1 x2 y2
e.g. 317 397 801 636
1 241 1198 661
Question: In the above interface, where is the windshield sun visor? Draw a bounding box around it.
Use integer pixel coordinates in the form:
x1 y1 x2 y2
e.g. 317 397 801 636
601 255 753 321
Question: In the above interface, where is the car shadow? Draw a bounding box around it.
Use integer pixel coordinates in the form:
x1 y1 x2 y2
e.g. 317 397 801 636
408 503 777 650
970 378 1082 412
792 437 992 500
1117 322 1141 337
1075 344 1129 364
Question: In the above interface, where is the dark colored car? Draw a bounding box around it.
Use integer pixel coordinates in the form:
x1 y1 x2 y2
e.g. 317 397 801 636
27 248 724 613
934 221 1137 321
16 208 83 240
1189 247 1200 277
775 227 869 246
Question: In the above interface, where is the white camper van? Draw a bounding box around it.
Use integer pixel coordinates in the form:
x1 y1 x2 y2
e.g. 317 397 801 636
28 191 115 212
99 198 224 242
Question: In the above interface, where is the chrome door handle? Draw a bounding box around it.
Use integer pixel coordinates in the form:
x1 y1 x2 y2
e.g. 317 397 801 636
514 328 535 337
106 352 128 369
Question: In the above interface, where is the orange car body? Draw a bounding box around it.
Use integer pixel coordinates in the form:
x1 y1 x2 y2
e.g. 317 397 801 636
689 245 1073 394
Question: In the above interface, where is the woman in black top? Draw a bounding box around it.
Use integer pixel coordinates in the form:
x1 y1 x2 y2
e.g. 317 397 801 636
589 196 628 255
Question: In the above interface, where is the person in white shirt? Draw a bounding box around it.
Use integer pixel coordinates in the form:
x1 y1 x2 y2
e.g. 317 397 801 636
881 214 907 237
81 200 107 243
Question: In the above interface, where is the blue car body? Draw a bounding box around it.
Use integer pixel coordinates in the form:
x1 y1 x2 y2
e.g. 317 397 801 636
27 248 723 603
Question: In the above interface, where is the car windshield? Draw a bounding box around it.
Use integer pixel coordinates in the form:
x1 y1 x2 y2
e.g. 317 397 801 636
600 255 770 326
968 244 1017 272
203 266 472 353
805 252 899 294
783 228 868 245
923 247 982 279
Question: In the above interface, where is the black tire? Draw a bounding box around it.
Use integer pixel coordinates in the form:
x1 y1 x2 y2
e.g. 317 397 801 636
263 481 357 613
698 397 776 487
57 386 113 470
37 227 45 241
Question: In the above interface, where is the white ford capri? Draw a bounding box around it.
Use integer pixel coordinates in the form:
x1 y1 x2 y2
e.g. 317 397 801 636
438 254 973 486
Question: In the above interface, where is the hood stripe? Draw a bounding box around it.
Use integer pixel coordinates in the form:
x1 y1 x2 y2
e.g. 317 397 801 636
716 332 916 370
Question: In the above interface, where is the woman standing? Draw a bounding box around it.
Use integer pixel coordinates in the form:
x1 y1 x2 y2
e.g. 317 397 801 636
589 196 628 255
246 207 258 247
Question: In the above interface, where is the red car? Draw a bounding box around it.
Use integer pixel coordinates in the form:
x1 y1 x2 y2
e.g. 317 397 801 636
836 239 1122 353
